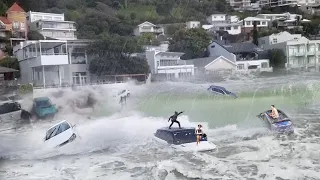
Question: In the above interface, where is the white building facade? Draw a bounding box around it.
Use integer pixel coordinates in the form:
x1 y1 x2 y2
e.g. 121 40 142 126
186 21 201 29
268 36 320 70
26 11 77 40
133 21 164 36
13 40 91 87
258 31 302 49
146 51 195 80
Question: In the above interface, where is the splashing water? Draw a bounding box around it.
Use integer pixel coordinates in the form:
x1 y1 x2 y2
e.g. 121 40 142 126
1 75 320 179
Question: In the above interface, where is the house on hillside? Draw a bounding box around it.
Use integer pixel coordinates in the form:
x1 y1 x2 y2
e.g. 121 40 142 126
195 41 272 73
13 39 93 87
145 50 194 81
258 31 302 50
263 35 320 71
26 11 77 40
186 21 200 29
0 2 27 47
192 56 237 75
133 21 164 36
240 17 269 34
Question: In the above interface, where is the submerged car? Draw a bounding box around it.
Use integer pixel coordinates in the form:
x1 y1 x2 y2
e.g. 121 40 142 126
207 85 237 98
44 120 77 147
154 127 216 152
257 109 294 134
32 97 57 119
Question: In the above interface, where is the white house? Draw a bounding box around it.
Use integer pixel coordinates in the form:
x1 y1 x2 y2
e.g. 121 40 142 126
192 56 237 75
13 39 92 87
242 17 269 28
26 11 77 40
133 21 164 36
259 0 299 7
206 14 227 24
227 0 251 9
186 21 201 29
145 50 194 80
267 36 320 71
208 23 242 35
258 31 302 49
206 41 273 73
256 13 302 22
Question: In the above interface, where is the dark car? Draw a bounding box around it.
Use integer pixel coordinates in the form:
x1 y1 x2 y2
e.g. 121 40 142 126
154 127 207 145
207 85 237 98
257 109 294 134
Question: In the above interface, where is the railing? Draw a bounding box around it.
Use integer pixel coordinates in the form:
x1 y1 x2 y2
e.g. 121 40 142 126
40 52 67 56
33 81 126 89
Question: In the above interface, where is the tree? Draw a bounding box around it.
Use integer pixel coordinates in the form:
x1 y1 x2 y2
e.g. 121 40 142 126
27 31 45 40
0 57 20 78
88 35 149 76
169 28 211 59
267 49 286 69
252 21 258 46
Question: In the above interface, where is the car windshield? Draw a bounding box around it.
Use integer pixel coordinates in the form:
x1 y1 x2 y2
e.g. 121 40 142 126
36 100 52 108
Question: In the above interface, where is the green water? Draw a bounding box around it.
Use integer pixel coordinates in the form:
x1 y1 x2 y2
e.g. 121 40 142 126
135 83 320 128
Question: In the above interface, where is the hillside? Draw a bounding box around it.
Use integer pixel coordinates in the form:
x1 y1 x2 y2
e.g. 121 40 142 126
0 0 231 39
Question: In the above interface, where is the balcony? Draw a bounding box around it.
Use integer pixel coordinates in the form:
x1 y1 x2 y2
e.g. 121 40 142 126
292 51 305 56
21 40 69 67
307 51 316 56
33 54 68 67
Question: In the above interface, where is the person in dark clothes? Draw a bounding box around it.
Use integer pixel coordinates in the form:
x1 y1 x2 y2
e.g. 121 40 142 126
168 111 184 129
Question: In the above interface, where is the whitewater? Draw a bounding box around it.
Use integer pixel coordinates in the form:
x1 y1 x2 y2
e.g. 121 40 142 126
1 73 320 180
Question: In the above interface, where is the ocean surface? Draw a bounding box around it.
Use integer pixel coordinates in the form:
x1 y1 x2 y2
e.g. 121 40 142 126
1 74 320 180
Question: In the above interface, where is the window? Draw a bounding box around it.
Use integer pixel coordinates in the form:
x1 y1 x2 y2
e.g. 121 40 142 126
246 21 250 26
20 22 25 30
262 21 266 25
12 21 19 29
214 16 216 18
272 38 277 44
226 27 231 30
234 26 238 29
213 88 225 94
45 122 71 141
256 21 261 25
261 40 265 44
237 64 244 70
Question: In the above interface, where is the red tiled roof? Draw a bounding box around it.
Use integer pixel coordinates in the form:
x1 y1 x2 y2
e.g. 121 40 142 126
0 16 10 24
6 2 25 13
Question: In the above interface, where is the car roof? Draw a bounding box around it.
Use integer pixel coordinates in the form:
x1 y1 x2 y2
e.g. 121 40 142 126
34 97 50 101
47 120 71 130
209 85 227 90
158 127 195 132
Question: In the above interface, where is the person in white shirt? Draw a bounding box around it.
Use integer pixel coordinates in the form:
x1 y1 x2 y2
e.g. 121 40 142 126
195 124 203 146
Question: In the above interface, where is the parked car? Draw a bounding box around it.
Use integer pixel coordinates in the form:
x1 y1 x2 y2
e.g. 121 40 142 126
32 97 57 119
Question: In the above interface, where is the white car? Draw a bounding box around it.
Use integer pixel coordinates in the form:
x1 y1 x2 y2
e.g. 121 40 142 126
116 89 130 98
44 120 77 148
